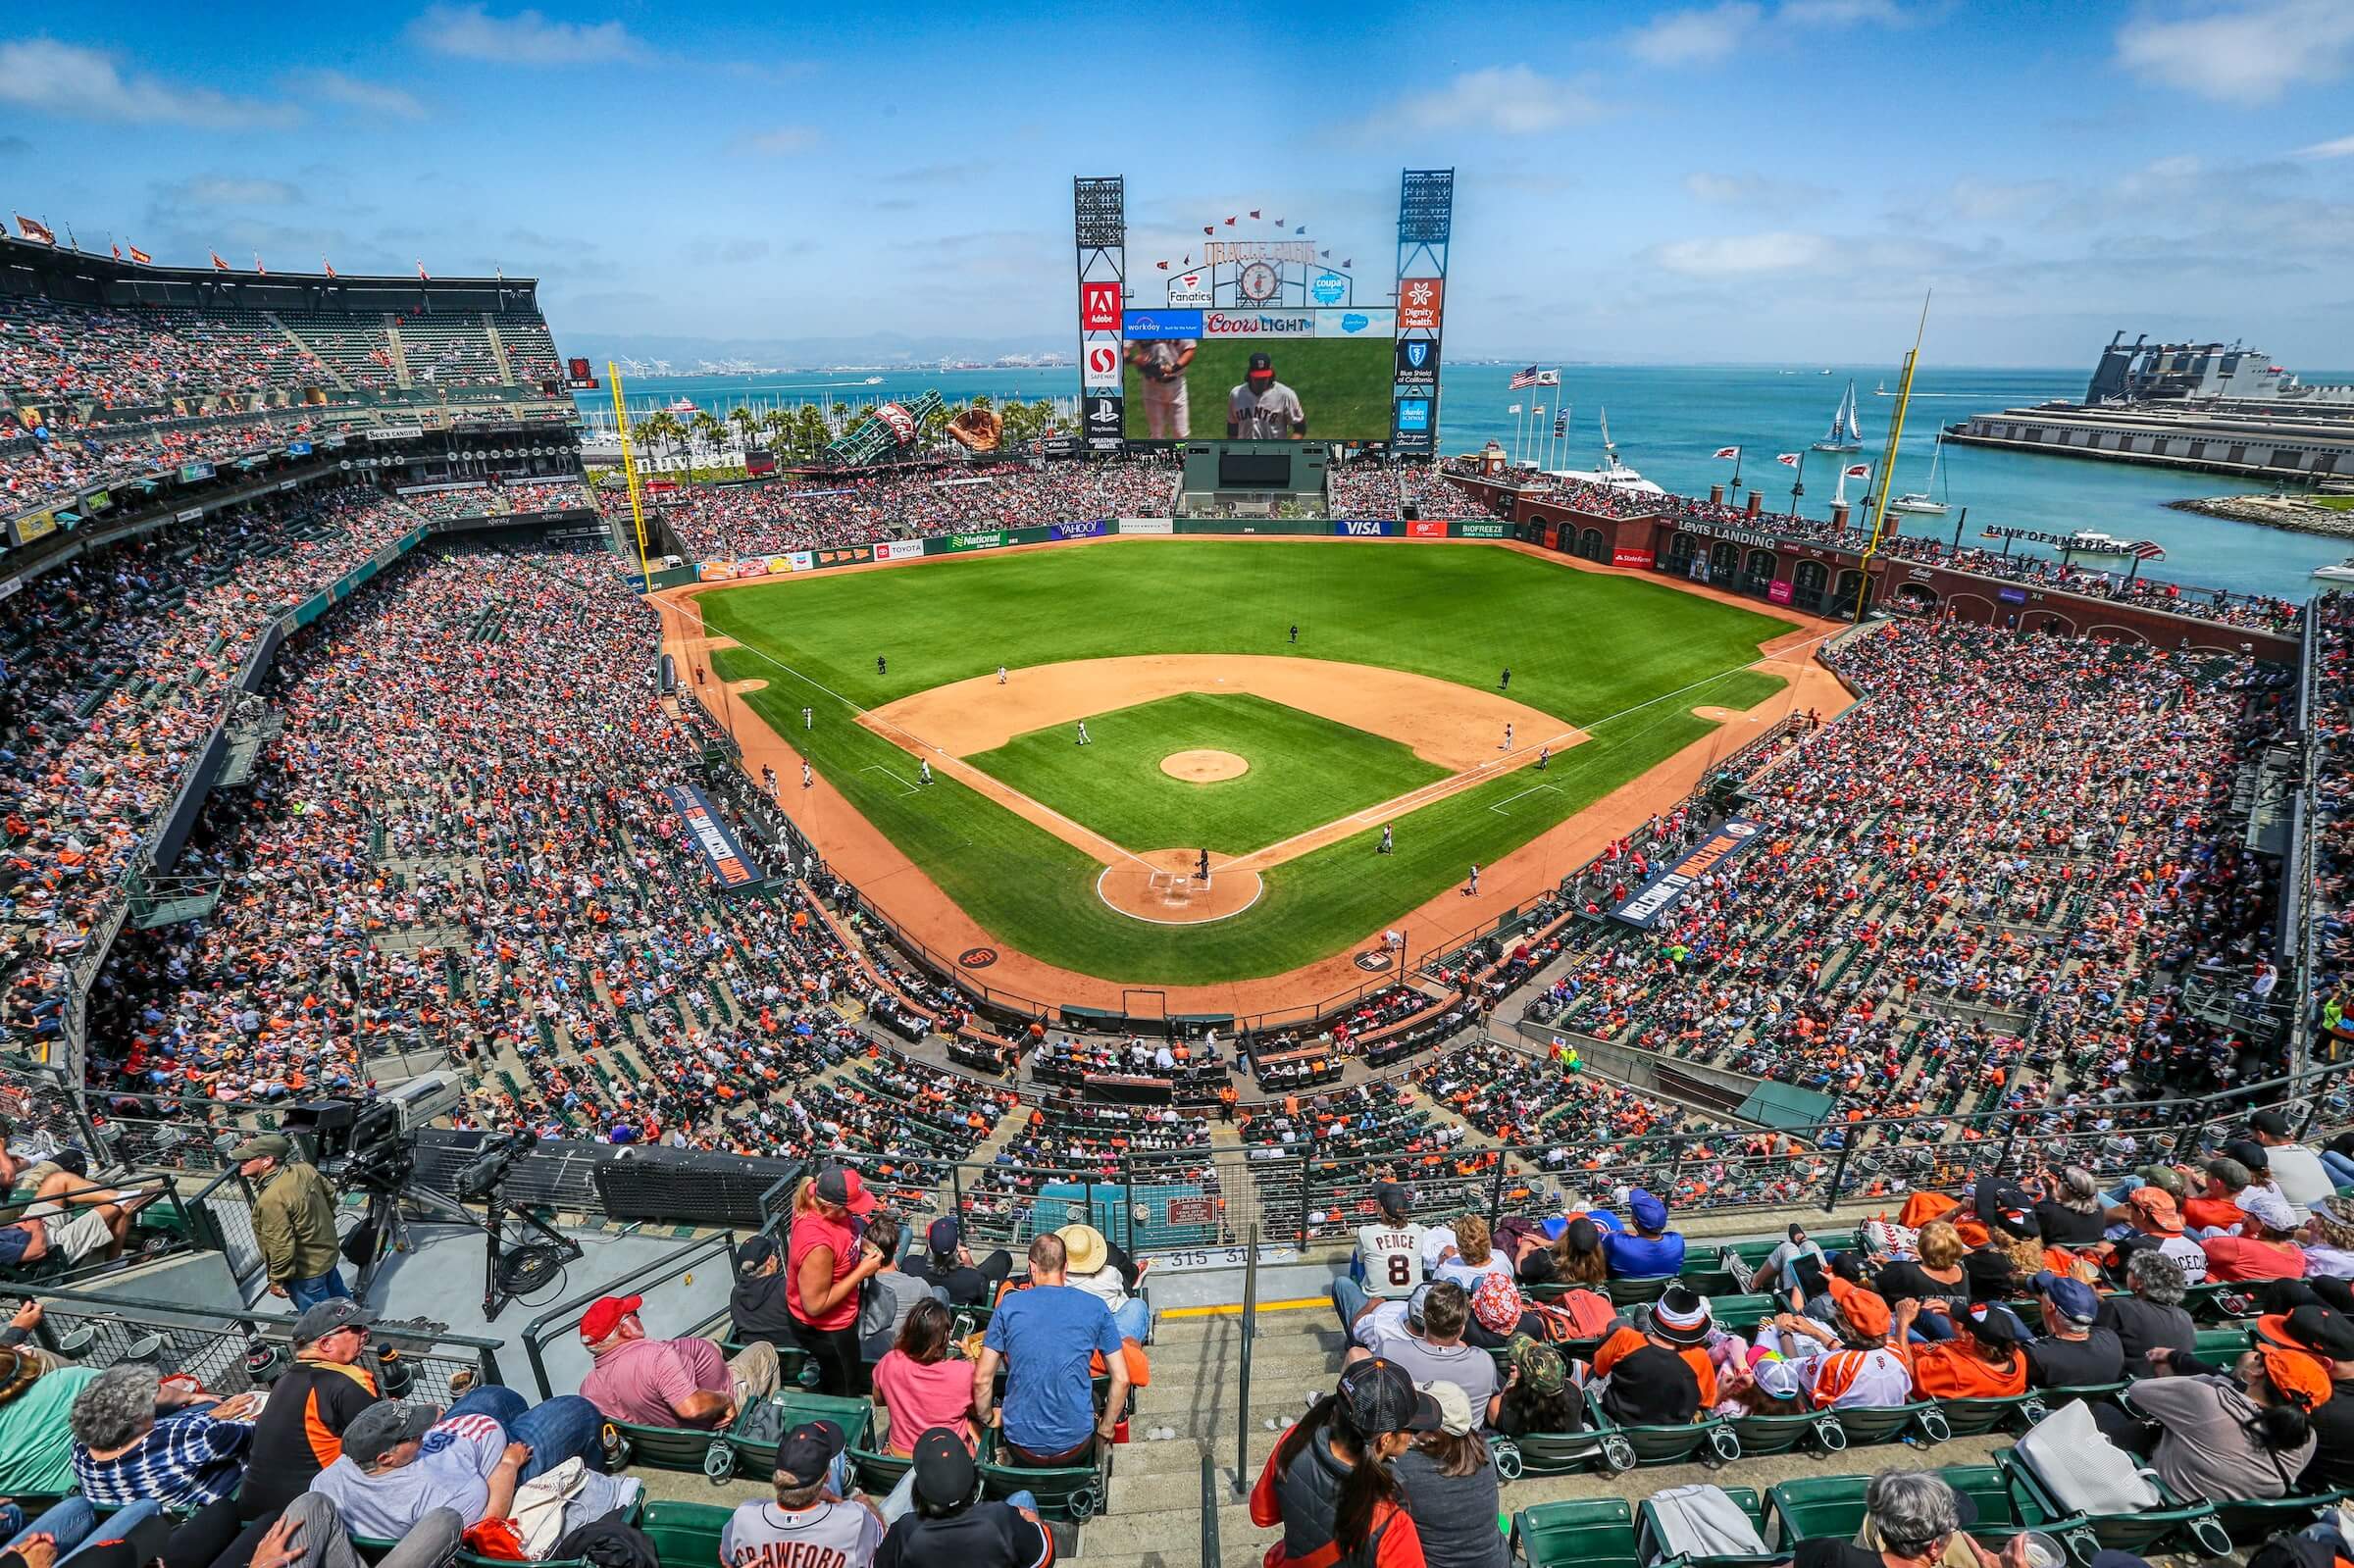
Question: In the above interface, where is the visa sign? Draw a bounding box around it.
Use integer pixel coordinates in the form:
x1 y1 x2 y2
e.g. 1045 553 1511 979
1333 520 1394 536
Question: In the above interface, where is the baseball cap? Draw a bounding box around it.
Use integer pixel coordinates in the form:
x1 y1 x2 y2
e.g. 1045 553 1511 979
230 1133 293 1163
1751 1357 1802 1401
1373 1181 1410 1220
2259 1344 2333 1409
2134 1164 2188 1199
290 1299 377 1348
2250 1108 2294 1138
1629 1189 1669 1233
2033 1270 2100 1327
1337 1358 1443 1435
1404 1281 1434 1333
1650 1284 1714 1345
1247 352 1273 372
2240 1187 2299 1234
815 1166 877 1216
2257 1305 2354 1361
775 1420 846 1488
1509 1335 1567 1397
927 1217 961 1255
578 1293 643 1342
1471 1273 1524 1336
1963 1303 2021 1345
1825 1276 1892 1339
735 1236 780 1278
341 1400 442 1465
909 1427 978 1507
2124 1187 2184 1234
1418 1379 1474 1437
2224 1138 2272 1174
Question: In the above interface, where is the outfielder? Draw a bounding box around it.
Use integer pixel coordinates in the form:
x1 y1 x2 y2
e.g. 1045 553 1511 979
998 665 1007 684
802 706 812 730
1228 352 1306 438
1077 721 1092 746
1128 336 1197 438
1538 745 1550 771
920 759 933 785
801 762 813 788
1379 824 1393 855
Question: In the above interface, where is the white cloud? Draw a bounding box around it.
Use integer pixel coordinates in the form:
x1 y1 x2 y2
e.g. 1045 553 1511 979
1391 66 1604 134
1626 3 1764 65
168 177 302 205
2295 132 2354 158
409 5 645 66
290 69 426 120
732 126 822 156
1649 230 1838 276
0 38 296 128
2116 0 2354 105
1943 177 2064 222
1684 170 1833 207
1778 0 1904 22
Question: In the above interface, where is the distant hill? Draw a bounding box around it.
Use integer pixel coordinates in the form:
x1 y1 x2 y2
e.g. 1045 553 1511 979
555 329 1069 368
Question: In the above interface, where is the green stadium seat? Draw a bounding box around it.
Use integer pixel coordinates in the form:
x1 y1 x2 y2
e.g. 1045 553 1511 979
1510 1497 1639 1568
1635 1487 1780 1568
639 1500 735 1568
974 1427 1107 1522
1994 1445 2231 1562
726 1390 874 1478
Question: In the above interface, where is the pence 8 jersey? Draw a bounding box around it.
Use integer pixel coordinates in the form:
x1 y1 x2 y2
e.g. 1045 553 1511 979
1357 1223 1428 1299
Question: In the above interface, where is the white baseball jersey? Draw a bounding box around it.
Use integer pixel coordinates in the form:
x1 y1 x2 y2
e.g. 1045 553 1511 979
1358 1223 1429 1298
1229 380 1305 439
722 1498 885 1568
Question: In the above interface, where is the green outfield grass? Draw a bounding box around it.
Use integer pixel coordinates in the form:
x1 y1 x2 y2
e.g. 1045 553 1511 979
698 539 1795 983
1123 337 1392 443
966 691 1448 856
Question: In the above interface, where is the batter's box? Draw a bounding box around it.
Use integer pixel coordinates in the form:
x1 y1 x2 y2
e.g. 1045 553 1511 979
1149 870 1211 905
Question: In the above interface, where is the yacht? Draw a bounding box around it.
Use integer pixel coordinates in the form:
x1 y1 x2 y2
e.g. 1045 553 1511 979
1543 409 1665 495
1812 379 1864 451
2312 558 2354 582
1889 436 1951 516
2057 531 2136 564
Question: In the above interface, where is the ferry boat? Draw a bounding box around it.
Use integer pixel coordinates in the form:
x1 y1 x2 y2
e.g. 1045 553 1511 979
2057 530 2136 564
1544 409 1666 495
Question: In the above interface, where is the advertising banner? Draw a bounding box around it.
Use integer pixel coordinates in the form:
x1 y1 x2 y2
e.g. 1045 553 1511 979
1997 584 2027 605
664 783 759 891
812 544 874 567
1767 579 1794 604
1394 338 1440 391
8 511 57 546
1119 518 1175 534
764 556 794 576
1123 310 1203 339
731 559 768 579
697 561 734 582
1083 393 1124 450
1082 340 1121 390
877 539 925 561
1165 270 1210 307
1407 519 1447 538
180 462 216 482
1200 311 1316 339
1398 278 1444 330
1453 522 1509 538
178 507 205 523
789 551 815 571
1052 520 1108 540
1612 546 1656 569
948 530 1004 552
1332 519 1396 537
1312 309 1394 339
1608 817 1766 930
285 441 313 457
1080 281 1121 333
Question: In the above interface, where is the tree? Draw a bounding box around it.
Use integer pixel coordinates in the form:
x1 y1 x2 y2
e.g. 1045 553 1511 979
730 404 760 458
691 410 726 481
761 407 792 459
633 411 681 477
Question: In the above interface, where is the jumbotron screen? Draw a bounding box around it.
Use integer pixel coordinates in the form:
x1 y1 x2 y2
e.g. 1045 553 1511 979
1121 308 1394 441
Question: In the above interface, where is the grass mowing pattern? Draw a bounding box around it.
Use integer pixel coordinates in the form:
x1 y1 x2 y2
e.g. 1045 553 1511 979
965 691 1447 856
698 541 1797 983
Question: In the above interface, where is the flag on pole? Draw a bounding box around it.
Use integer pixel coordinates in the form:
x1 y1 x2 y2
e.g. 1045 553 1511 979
1508 366 1541 389
1249 209 1260 219
1775 452 1801 468
1203 225 1214 235
323 257 336 278
1553 414 1566 437
1535 369 1561 385
1224 216 1237 226
253 252 266 275
416 260 429 280
128 243 151 265
1508 403 1523 415
110 242 122 261
1843 463 1869 479
1531 404 1546 416
1154 259 1168 269
15 215 54 244
2130 540 2166 560
210 251 230 271
1713 445 1740 460
1294 225 1305 233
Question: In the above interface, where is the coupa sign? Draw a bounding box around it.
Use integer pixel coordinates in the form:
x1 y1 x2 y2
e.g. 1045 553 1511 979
1333 520 1396 537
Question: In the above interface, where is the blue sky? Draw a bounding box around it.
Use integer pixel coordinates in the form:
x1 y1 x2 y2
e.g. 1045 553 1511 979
3 0 2351 367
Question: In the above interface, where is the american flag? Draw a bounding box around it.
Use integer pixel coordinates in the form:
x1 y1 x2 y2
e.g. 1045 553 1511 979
2130 540 2166 560
1508 365 1542 390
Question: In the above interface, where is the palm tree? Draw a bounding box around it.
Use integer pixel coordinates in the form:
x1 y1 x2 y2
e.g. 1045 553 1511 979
761 408 793 461
730 405 759 460
691 410 726 482
634 411 681 478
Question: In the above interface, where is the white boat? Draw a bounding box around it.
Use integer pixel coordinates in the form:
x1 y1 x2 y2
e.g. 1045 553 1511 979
2057 530 2136 563
863 376 884 384
1812 379 1864 451
1889 435 1951 515
2312 558 2354 582
665 397 697 414
1544 407 1666 495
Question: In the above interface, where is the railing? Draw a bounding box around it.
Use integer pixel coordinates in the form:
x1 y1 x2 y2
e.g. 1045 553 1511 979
5 1285 509 1403
520 1230 743 1400
184 1165 266 1293
1202 1447 1224 1568
1236 1224 1258 1499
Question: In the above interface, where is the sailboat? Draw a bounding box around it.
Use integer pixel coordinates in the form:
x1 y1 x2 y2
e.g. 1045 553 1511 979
1813 379 1864 452
1889 435 1951 515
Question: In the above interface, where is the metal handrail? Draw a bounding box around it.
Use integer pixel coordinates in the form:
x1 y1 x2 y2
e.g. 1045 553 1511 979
1203 1446 1224 1568
1235 1223 1258 1497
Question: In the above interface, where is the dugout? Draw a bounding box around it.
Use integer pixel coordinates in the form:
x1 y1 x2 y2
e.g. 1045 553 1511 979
1176 441 1328 518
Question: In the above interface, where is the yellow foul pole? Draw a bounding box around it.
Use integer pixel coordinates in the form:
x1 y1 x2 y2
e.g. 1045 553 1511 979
607 362 652 585
1853 292 1931 623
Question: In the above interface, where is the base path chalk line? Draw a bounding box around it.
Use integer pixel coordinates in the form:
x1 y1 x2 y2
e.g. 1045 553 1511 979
860 763 921 797
1489 782 1565 815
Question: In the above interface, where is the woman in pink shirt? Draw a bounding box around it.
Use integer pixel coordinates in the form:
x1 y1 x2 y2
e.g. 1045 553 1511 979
870 1299 976 1453
789 1167 885 1395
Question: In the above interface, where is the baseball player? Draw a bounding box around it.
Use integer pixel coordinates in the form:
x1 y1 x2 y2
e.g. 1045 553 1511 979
919 759 933 785
1197 848 1210 883
1379 824 1393 855
801 706 812 730
1289 624 1299 644
1465 864 1480 896
876 655 887 678
1127 336 1197 438
1228 352 1306 439
1500 668 1511 690
760 764 776 797
998 665 1007 684
1076 721 1092 746
1537 745 1550 771
801 762 813 789
1502 723 1513 751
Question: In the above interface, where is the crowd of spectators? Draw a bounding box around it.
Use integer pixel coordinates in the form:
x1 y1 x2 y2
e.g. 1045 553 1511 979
0 412 330 512
0 297 329 410
397 480 594 523
2313 592 2354 1062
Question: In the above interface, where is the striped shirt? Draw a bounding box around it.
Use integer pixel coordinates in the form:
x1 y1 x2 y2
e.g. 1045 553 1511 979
75 1408 254 1510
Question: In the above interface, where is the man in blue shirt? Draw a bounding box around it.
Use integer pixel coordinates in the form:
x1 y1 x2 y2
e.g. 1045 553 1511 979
1603 1189 1687 1279
972 1234 1130 1468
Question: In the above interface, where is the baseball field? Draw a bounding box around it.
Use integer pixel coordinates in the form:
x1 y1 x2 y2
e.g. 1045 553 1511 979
691 538 1799 986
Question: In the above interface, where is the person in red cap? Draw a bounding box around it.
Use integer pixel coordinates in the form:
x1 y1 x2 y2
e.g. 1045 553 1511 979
791 1166 888 1396
578 1292 779 1431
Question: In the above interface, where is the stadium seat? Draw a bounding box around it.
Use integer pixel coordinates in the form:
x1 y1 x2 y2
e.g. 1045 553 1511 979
1510 1497 1639 1568
726 1390 875 1479
1993 1446 2232 1562
1634 1487 1780 1568
975 1427 1108 1522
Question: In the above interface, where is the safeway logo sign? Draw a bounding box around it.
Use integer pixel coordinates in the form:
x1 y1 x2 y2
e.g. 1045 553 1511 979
1399 278 1444 330
1083 342 1120 388
1080 282 1121 332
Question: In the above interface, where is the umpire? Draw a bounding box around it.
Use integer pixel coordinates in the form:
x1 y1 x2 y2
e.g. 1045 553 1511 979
234 1133 351 1307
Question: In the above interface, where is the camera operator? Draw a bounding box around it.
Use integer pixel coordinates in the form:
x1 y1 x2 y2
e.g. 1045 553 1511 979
233 1133 350 1307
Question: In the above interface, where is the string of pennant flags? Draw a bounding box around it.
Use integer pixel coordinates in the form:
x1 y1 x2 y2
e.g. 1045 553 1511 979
1148 209 1350 272
13 214 443 281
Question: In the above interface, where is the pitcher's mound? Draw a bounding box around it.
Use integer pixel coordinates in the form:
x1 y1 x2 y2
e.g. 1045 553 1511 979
1160 748 1249 783
1098 848 1263 925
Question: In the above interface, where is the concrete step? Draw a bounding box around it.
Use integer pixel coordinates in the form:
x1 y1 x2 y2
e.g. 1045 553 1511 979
1079 1497 1260 1560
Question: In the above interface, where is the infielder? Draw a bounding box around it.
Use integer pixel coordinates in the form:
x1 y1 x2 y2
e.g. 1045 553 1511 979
1379 824 1393 855
1127 336 1197 438
1503 723 1513 751
998 665 1007 684
1466 863 1480 896
919 759 933 784
801 762 813 788
1076 721 1092 745
1228 352 1307 438
1538 745 1550 771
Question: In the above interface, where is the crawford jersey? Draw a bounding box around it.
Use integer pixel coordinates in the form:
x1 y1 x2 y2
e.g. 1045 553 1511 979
723 1498 886 1568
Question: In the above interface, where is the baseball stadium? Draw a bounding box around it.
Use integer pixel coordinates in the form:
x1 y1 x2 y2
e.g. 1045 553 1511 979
0 159 2348 1568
